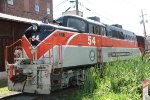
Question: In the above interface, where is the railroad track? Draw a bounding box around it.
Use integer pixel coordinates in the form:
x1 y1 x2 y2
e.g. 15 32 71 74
0 93 38 100
0 87 78 100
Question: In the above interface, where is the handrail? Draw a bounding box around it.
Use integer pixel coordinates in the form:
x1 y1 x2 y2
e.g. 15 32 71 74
58 44 63 73
5 39 22 63
6 39 22 48
5 37 56 69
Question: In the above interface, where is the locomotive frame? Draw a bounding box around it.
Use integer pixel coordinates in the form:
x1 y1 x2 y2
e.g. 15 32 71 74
5 15 142 94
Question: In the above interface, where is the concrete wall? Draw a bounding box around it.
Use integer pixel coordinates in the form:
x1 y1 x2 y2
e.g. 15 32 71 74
0 71 7 80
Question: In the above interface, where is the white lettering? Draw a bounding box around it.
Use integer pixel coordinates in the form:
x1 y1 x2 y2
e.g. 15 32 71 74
88 36 96 45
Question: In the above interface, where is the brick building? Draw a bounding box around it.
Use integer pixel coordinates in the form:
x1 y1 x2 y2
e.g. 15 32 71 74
0 0 53 22
0 13 41 71
0 0 53 72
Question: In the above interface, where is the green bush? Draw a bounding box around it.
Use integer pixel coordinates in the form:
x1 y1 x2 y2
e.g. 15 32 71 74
70 56 150 100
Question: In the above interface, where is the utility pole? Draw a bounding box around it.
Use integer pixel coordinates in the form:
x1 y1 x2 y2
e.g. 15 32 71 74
75 0 79 15
140 9 147 37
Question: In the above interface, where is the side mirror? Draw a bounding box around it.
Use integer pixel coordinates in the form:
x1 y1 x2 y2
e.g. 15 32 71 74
78 30 84 33
53 20 63 26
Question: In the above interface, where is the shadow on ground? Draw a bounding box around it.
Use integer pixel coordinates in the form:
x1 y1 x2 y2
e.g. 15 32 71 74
0 79 7 88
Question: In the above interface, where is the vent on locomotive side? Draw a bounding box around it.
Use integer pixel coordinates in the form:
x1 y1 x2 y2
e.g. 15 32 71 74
111 24 123 29
87 16 100 22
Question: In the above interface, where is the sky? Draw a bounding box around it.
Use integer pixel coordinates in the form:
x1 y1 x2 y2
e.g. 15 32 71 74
53 0 150 36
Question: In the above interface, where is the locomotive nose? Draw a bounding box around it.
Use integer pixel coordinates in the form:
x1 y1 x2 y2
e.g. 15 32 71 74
7 64 27 82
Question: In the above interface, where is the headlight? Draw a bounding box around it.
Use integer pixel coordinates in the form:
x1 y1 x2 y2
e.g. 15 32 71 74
32 23 38 31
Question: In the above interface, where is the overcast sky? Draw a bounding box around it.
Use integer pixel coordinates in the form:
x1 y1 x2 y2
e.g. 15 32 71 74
53 0 150 36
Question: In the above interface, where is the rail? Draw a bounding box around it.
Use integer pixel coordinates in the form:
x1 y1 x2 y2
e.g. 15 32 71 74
5 39 22 63
5 37 63 77
58 44 63 73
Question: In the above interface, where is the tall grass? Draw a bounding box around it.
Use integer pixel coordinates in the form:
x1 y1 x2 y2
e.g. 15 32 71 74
70 56 150 100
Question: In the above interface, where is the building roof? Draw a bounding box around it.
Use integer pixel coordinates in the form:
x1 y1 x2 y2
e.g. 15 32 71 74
0 13 41 24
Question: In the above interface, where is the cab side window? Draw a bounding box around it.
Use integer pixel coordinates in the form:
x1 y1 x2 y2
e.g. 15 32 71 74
96 26 100 35
101 27 106 36
89 24 96 34
67 18 86 32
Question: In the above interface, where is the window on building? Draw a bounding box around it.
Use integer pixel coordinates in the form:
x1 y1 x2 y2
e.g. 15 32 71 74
47 3 51 14
7 0 13 5
35 4 39 12
47 8 50 14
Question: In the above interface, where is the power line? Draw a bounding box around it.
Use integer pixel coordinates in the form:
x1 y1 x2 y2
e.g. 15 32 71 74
53 0 68 10
118 0 141 10
54 0 121 24
83 0 115 23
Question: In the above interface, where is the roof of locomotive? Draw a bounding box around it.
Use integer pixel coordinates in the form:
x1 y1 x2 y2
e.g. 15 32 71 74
56 15 105 27
107 25 135 36
57 15 136 36
36 22 79 32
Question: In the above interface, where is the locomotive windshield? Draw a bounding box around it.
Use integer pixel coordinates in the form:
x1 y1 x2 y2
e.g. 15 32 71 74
24 24 55 46
55 16 87 32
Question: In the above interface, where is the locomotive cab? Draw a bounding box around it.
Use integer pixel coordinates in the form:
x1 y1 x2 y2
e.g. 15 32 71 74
55 15 88 33
24 24 55 46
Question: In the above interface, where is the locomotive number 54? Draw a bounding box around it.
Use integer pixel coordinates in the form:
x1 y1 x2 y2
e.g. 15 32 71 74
88 36 96 45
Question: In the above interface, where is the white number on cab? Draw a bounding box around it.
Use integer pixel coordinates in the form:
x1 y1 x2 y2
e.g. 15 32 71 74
88 36 96 45
32 35 39 41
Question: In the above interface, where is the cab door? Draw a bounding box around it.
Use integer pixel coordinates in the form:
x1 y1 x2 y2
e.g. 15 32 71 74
101 27 112 47
101 27 113 62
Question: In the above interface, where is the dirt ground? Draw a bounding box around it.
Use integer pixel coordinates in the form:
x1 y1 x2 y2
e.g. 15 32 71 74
0 79 80 100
